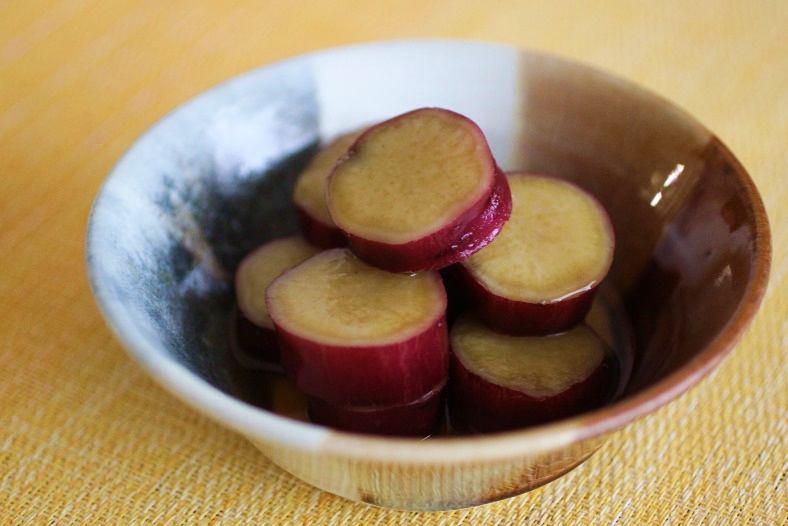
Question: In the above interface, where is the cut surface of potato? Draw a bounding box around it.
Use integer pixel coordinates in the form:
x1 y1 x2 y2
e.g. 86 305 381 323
327 108 497 244
293 130 363 228
267 248 446 345
451 315 605 398
464 173 614 303
235 236 322 329
448 313 616 432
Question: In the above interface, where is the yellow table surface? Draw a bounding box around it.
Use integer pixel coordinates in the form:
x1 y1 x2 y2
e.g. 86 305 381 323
2 1 786 523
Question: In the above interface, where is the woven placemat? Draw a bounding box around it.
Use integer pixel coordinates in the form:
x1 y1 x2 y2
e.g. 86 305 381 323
1 1 785 523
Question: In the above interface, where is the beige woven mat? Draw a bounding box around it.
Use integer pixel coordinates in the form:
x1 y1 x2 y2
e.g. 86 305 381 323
1 1 785 523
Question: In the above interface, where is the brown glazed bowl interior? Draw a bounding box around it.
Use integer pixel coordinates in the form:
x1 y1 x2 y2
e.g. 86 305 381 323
86 41 771 511
512 55 771 404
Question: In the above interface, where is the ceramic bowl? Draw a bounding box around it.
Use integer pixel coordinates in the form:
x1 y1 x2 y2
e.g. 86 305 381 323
86 40 771 511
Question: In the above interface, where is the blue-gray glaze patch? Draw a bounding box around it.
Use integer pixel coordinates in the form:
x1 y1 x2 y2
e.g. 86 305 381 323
87 61 320 394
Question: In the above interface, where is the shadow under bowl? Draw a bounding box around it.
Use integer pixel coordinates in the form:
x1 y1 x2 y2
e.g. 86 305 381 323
86 40 771 511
